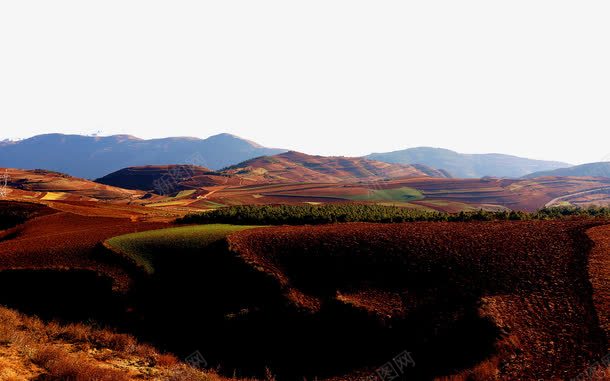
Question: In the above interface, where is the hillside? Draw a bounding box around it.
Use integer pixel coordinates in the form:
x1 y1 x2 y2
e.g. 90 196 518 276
524 162 610 179
367 147 571 178
0 305 234 380
223 151 450 183
95 165 251 193
0 133 286 178
227 220 608 380
0 168 142 201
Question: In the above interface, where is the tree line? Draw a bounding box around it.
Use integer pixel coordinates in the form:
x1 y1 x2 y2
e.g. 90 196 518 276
177 204 610 225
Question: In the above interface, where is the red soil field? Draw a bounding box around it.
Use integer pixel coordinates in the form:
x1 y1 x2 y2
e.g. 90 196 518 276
587 224 610 353
3 168 143 201
195 176 610 212
228 220 609 379
0 211 166 290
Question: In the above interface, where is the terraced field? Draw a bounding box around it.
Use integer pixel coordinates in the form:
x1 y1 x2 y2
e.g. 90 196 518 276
191 176 610 212
105 224 259 274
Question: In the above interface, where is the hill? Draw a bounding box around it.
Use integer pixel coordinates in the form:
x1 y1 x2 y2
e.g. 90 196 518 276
95 165 251 194
524 162 610 179
0 305 230 380
223 151 450 183
0 168 143 201
0 133 285 179
227 220 608 379
367 147 571 178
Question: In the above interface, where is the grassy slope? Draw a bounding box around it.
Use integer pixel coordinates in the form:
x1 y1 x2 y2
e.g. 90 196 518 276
105 224 259 274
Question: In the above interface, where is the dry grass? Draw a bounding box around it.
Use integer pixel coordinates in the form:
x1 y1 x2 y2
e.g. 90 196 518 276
0 305 240 380
31 344 130 381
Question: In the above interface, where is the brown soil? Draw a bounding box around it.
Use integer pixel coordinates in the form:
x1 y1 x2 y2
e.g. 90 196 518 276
0 211 166 290
587 224 610 352
228 220 609 379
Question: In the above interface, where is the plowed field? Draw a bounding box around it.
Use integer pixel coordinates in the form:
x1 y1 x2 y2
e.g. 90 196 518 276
228 220 609 379
0 212 166 290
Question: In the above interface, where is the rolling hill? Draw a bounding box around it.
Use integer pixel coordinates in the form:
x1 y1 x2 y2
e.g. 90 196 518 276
0 168 143 201
524 162 610 179
367 147 571 178
223 151 451 183
95 165 251 193
0 133 286 179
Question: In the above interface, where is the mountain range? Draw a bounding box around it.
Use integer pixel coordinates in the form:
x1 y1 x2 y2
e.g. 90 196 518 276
0 133 579 180
524 162 610 179
0 133 285 179
367 147 571 178
96 152 450 193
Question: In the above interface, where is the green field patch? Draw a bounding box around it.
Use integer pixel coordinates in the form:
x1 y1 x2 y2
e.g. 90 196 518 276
348 187 424 202
263 187 425 202
174 189 196 198
145 200 191 208
202 200 226 208
376 202 434 211
422 188 502 195
105 224 258 274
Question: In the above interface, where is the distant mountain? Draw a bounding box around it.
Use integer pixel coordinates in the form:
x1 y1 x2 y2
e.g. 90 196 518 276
524 162 610 179
223 151 450 183
367 147 571 178
96 165 251 194
0 133 285 179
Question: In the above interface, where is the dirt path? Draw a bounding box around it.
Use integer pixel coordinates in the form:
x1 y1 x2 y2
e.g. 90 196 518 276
200 186 227 200
545 186 610 207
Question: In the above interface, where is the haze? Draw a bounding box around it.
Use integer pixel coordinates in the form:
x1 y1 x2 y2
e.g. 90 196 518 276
1 1 609 164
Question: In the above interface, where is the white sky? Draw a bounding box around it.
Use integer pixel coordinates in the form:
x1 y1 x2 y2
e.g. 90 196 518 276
1 1 609 164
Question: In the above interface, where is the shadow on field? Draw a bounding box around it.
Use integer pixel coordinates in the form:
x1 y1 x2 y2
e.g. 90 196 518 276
0 243 501 380
121 240 500 380
0 269 123 322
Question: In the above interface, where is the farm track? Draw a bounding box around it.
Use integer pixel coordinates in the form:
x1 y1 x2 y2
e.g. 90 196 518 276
0 211 167 290
545 186 610 207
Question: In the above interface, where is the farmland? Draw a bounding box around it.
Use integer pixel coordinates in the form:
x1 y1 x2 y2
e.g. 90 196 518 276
1 167 610 380
0 210 167 291
105 224 259 274
168 176 610 212
227 220 609 380
5 166 610 214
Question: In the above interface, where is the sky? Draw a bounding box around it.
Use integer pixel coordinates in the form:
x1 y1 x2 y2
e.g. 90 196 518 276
1 1 609 165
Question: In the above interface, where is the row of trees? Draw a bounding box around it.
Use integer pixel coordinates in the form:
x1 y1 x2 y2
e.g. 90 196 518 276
177 204 610 226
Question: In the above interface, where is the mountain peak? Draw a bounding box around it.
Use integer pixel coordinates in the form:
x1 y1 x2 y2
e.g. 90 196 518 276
206 133 264 148
367 147 571 178
0 133 286 178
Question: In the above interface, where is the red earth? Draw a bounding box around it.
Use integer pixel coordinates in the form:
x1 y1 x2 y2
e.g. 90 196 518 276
222 151 449 183
228 220 609 380
0 210 167 291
